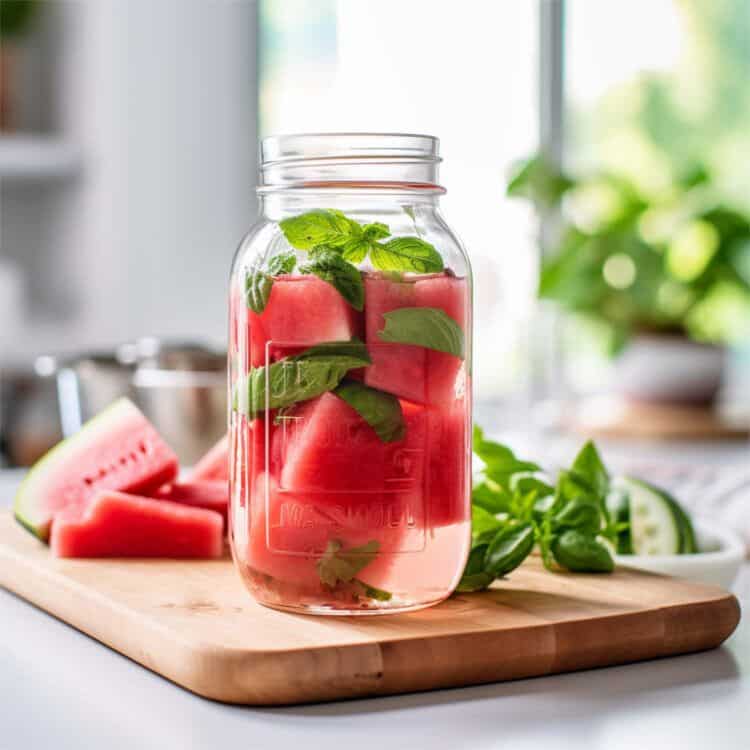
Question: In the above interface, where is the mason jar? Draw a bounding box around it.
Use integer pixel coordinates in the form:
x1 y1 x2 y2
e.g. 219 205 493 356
229 133 472 615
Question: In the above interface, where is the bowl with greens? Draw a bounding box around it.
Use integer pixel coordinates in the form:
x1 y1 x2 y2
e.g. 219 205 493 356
461 427 743 590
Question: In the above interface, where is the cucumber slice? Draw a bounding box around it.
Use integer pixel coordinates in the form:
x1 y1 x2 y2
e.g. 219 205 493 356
618 477 682 556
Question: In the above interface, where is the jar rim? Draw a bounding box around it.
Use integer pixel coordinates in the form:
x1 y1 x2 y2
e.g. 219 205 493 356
258 133 443 192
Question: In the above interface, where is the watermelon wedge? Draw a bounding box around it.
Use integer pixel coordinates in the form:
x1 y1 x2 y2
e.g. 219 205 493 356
246 275 363 368
364 273 468 404
190 434 229 481
50 491 223 558
149 481 228 526
14 398 179 541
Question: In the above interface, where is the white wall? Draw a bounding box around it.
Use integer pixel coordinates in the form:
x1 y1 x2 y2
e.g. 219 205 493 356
4 0 258 356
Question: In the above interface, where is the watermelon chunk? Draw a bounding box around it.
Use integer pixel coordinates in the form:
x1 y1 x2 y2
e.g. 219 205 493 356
190 434 229 482
425 400 470 527
50 491 223 558
364 274 468 404
149 481 228 527
246 275 363 368
14 398 179 541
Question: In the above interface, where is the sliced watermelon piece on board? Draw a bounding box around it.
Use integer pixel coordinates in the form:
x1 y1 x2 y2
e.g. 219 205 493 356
14 399 179 541
149 481 228 527
50 491 223 559
246 275 363 368
190 434 229 482
364 274 468 404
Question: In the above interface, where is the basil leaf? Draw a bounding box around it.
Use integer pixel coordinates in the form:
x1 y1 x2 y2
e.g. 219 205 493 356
377 307 465 358
463 543 489 576
279 209 359 250
333 380 405 443
472 479 512 515
245 267 273 314
244 339 371 416
370 236 444 273
570 441 609 499
245 251 297 313
551 530 614 573
316 539 379 587
300 249 364 311
473 425 541 479
552 499 602 536
456 571 495 593
363 222 390 241
294 338 371 362
485 522 535 578
267 251 296 275
354 579 392 601
340 222 392 264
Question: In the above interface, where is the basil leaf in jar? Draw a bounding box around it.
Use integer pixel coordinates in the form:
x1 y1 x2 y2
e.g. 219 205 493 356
243 339 371 416
279 209 360 250
245 250 297 313
378 307 465 358
341 222 390 264
333 380 406 443
316 539 379 587
370 236 444 273
299 248 365 311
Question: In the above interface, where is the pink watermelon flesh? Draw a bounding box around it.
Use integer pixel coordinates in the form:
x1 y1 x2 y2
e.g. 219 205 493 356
149 481 228 527
190 434 229 481
14 398 179 541
246 275 363 368
50 491 223 558
364 274 468 405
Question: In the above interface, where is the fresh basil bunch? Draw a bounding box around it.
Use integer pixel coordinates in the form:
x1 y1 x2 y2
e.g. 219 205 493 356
458 428 623 592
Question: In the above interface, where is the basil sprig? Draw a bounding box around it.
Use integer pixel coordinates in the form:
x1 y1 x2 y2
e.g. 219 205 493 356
242 339 371 416
378 307 465 358
316 539 393 601
458 428 623 592
279 208 444 274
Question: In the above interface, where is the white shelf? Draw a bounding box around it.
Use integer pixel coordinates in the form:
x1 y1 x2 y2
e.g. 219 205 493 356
0 135 82 182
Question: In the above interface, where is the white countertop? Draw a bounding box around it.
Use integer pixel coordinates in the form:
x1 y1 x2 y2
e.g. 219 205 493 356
1 468 749 750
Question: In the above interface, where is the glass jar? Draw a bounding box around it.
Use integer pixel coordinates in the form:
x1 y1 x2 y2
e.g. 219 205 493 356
228 134 472 615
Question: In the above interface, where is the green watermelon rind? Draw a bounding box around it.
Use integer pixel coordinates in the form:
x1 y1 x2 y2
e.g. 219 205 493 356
13 399 144 541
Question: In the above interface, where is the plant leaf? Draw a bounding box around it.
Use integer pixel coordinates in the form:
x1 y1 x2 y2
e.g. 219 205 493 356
551 530 614 573
354 579 392 601
279 209 360 250
243 339 371 416
245 251 297 313
333 380 405 443
377 307 464 358
484 522 535 578
300 249 364 310
370 236 444 273
316 539 380 587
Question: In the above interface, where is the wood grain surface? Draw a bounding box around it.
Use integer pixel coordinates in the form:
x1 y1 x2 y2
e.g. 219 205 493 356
0 511 740 705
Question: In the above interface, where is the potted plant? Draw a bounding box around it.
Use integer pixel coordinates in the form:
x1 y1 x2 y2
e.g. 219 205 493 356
0 1 41 131
508 156 750 405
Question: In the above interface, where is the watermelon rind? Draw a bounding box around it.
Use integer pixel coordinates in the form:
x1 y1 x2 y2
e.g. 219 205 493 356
13 398 173 541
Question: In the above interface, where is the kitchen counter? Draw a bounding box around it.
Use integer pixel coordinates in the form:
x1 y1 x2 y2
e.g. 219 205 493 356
1 470 749 750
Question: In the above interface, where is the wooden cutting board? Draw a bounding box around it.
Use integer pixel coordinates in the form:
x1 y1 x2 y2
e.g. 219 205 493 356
0 511 740 706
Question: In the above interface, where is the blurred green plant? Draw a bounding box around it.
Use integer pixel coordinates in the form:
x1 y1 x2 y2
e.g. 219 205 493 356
507 155 750 353
0 1 40 39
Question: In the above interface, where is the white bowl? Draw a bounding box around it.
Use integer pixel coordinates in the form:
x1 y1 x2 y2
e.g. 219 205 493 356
614 518 745 589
